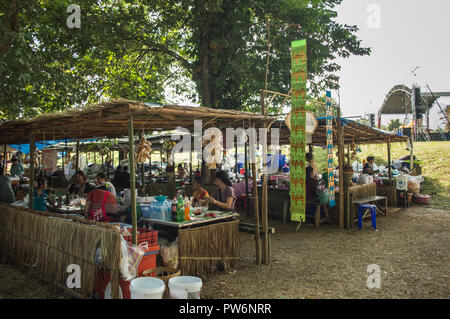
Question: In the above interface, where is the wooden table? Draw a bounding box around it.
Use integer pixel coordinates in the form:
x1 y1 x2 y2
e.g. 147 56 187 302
140 211 239 229
352 195 388 219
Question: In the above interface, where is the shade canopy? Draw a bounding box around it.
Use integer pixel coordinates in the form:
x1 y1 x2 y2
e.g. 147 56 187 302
277 116 407 146
0 100 276 145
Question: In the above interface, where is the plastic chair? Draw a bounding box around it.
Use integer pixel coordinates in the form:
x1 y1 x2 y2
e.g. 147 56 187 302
357 204 376 230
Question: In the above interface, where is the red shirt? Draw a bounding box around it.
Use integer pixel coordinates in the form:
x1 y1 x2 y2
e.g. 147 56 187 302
87 189 118 215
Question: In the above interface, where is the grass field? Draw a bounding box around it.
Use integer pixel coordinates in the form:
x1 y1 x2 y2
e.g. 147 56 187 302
311 141 450 209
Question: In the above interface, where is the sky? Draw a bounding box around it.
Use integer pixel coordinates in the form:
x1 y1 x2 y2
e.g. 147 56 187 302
334 0 450 129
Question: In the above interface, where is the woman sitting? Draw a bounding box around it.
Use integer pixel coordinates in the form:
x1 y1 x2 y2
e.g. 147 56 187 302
84 188 118 222
192 176 209 207
33 178 55 211
208 170 235 212
68 173 95 196
306 166 318 202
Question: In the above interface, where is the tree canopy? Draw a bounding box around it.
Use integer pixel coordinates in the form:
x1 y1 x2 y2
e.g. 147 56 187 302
0 0 370 120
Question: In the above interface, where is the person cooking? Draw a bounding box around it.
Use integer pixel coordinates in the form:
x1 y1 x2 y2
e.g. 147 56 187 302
357 156 379 185
192 176 209 207
208 170 235 212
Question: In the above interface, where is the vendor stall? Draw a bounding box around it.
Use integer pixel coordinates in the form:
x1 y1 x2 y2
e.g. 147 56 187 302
0 100 275 297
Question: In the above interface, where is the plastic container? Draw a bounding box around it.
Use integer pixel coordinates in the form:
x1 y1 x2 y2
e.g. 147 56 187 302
155 195 168 202
140 204 152 218
138 245 159 277
123 228 158 247
395 174 408 191
168 276 203 299
129 277 165 299
414 194 431 204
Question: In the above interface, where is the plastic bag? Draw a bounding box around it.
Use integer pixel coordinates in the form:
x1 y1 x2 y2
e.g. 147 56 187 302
120 237 145 281
160 238 178 269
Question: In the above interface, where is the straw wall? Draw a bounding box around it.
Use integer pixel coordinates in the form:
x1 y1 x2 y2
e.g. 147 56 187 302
0 204 122 298
178 220 239 278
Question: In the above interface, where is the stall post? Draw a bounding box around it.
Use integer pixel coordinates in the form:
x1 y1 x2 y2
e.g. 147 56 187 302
128 116 138 245
75 141 80 172
235 141 238 181
189 135 193 183
336 112 345 229
139 133 145 196
260 90 269 264
3 145 7 174
244 138 250 216
251 122 261 265
387 136 392 184
29 134 35 209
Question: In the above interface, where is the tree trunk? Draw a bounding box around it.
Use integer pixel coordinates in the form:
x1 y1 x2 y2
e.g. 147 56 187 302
200 21 212 107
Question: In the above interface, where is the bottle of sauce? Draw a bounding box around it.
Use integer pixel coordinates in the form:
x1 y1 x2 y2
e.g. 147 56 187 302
184 196 190 221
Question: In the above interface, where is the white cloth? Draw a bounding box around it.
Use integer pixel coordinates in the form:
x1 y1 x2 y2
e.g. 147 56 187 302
357 173 373 185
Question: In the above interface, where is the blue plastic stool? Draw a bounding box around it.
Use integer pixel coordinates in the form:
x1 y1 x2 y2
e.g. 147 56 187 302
357 204 376 230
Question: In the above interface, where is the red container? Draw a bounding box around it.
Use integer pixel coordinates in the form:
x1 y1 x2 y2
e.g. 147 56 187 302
123 228 158 247
94 269 131 299
138 245 159 277
414 194 431 204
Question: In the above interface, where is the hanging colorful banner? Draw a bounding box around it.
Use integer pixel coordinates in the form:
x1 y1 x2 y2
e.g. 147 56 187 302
290 39 307 223
326 91 336 208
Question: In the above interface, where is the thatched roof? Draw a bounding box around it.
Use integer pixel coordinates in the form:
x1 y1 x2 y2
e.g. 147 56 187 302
277 117 407 145
0 100 276 144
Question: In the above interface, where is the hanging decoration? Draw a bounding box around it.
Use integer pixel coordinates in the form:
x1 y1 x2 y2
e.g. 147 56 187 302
326 91 336 208
136 136 152 164
290 39 307 223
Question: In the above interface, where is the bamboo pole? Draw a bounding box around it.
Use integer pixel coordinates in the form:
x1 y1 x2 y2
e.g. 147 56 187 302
260 90 269 264
189 135 193 183
128 116 138 245
3 145 7 174
139 133 145 196
244 138 250 216
29 134 35 209
336 112 345 229
75 141 80 172
251 156 261 265
235 140 238 181
387 136 392 184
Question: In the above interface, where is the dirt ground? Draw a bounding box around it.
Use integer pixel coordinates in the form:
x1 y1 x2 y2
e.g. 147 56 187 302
1 204 449 299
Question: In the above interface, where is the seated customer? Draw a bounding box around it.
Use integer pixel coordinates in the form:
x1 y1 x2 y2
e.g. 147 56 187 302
208 170 235 212
33 178 55 211
306 166 318 202
95 172 116 196
68 173 95 196
0 173 16 203
84 188 118 222
192 176 209 207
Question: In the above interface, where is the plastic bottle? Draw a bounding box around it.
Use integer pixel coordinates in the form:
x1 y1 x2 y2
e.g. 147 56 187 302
177 195 185 222
171 197 178 221
184 196 190 221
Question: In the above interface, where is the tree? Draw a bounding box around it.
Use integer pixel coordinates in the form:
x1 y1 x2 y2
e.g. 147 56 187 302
388 119 401 131
1 0 370 119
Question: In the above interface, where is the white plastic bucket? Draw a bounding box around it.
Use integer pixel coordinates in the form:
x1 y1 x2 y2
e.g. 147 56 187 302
130 277 165 299
168 276 203 299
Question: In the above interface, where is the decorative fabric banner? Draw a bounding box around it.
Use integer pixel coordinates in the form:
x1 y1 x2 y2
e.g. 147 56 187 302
326 91 336 208
290 39 307 223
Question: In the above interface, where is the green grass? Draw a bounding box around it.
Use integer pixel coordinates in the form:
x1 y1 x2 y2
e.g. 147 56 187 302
310 141 450 209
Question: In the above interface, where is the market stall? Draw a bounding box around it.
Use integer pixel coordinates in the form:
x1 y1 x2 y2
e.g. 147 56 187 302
0 99 275 297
